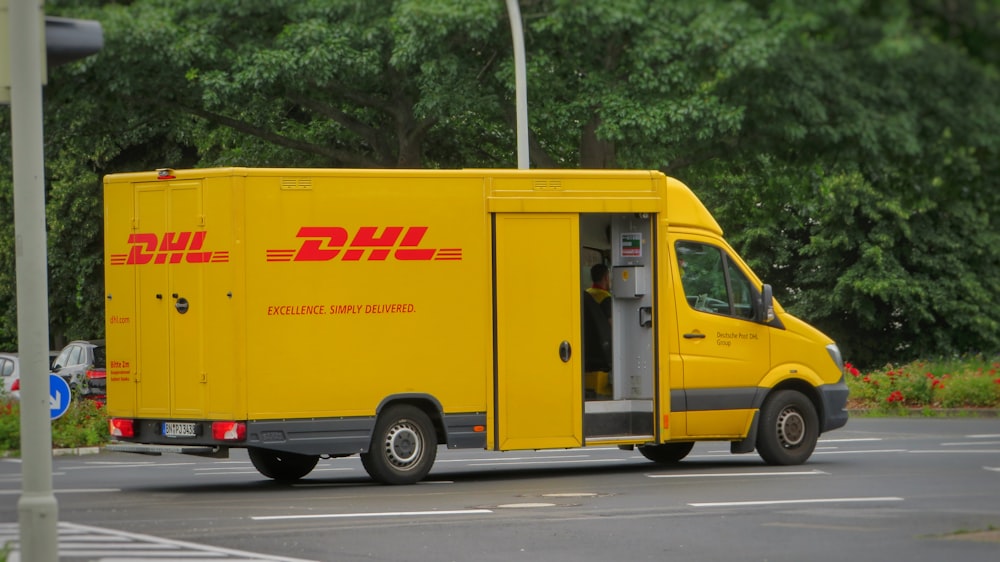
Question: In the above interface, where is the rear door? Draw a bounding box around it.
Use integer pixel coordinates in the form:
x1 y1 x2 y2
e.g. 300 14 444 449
494 213 582 450
133 180 212 418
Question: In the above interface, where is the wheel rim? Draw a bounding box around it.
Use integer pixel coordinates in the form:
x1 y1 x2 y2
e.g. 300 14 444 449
383 420 422 469
776 407 805 448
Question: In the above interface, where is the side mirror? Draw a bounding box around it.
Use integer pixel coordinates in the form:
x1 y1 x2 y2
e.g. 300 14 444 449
759 284 776 324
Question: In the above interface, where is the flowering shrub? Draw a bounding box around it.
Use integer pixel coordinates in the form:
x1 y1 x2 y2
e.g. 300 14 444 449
846 356 1000 413
0 398 109 454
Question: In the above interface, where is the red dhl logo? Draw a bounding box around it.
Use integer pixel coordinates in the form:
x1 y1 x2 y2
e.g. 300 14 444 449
110 232 229 265
266 226 462 262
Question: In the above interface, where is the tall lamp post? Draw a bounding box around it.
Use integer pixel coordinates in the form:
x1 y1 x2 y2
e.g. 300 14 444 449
505 0 528 169
2 2 102 560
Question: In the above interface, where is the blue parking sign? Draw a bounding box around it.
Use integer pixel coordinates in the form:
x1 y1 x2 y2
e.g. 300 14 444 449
49 373 71 420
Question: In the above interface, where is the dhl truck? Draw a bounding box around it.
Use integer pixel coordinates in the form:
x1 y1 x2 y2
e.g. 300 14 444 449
104 168 848 484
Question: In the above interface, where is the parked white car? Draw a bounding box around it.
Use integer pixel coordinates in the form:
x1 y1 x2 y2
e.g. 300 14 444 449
1 351 62 400
0 352 19 398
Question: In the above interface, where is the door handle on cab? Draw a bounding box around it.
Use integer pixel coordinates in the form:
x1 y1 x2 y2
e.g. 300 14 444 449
683 332 706 339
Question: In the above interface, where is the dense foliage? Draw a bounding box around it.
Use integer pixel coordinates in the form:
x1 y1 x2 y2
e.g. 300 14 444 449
0 0 998 367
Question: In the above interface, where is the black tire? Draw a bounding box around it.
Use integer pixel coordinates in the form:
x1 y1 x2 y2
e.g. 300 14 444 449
248 448 319 481
361 405 437 485
755 390 819 465
638 442 695 464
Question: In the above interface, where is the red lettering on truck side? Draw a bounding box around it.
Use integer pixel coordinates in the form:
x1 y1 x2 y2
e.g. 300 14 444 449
265 226 461 262
110 232 228 266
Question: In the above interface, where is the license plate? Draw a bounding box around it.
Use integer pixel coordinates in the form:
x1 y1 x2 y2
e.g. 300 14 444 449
163 422 197 437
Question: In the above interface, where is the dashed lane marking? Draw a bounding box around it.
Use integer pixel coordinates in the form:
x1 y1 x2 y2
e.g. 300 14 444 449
688 496 904 508
251 509 493 521
0 488 119 495
648 470 827 479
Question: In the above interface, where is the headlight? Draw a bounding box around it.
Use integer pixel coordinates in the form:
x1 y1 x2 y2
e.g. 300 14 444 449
826 343 844 375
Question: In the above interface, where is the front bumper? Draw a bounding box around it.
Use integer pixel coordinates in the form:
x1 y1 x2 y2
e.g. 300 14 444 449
818 379 850 432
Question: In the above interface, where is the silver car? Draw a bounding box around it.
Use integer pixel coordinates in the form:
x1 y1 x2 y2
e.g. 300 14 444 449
0 352 18 398
50 340 106 395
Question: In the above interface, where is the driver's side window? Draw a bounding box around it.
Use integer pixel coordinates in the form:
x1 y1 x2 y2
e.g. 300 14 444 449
676 240 755 319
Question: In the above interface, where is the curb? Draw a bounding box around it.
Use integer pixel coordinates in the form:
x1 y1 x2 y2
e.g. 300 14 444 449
53 446 101 456
2 446 102 458
848 408 999 417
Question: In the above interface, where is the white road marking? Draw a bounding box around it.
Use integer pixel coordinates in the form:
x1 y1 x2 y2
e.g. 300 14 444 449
0 521 317 561
437 454 592 463
967 434 1000 439
689 497 904 508
818 438 883 443
63 462 196 470
982 466 1000 472
811 449 906 455
941 441 1000 446
908 449 1000 454
252 509 493 521
468 459 624 467
0 488 119 495
648 470 827 479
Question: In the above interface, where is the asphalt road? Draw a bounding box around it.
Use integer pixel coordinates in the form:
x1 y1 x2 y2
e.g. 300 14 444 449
1 418 999 561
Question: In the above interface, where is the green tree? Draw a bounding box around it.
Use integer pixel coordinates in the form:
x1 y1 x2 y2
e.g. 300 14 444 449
1 0 997 368
689 1 1000 366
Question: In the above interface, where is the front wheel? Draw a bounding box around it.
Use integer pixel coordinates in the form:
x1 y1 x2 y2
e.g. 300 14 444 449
756 390 819 465
248 448 320 481
638 442 695 464
361 405 437 485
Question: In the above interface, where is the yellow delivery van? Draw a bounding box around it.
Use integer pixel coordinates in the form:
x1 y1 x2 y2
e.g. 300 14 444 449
104 168 848 484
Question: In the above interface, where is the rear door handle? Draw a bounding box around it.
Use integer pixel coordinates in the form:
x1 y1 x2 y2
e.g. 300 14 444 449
683 333 706 339
558 340 572 362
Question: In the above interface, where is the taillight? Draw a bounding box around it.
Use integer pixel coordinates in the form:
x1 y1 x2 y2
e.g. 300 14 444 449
86 369 104 380
109 418 135 438
10 379 19 392
211 421 246 441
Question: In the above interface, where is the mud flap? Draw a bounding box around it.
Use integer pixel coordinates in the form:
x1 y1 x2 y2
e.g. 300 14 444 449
730 410 759 454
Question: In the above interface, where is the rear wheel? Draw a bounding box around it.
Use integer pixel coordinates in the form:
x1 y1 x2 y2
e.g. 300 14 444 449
248 448 319 481
361 405 437 485
638 442 695 464
755 390 819 465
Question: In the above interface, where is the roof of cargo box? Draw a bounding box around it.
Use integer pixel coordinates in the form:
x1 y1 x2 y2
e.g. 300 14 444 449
103 167 722 236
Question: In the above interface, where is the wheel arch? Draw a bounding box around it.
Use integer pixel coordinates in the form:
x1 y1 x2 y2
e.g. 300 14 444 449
765 378 825 433
375 394 446 445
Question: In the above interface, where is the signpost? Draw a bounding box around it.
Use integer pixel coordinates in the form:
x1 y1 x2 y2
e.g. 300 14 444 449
48 373 70 420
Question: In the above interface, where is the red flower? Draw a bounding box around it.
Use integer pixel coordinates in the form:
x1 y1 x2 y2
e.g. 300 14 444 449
886 390 905 403
845 362 860 377
863 376 871 383
932 379 945 390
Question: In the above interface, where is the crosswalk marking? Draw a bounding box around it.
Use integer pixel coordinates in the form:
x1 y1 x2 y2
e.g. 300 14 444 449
0 522 316 561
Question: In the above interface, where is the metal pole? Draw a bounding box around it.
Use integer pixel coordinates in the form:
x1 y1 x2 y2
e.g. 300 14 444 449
10 0 60 558
505 0 529 169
